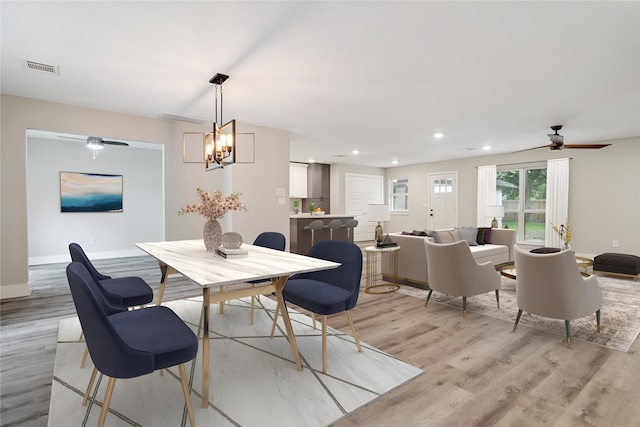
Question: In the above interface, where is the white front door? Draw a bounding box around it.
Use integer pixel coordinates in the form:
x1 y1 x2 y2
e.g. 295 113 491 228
429 172 458 230
345 173 384 241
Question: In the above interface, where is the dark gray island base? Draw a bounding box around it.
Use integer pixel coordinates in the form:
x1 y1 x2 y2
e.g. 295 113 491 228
289 214 355 255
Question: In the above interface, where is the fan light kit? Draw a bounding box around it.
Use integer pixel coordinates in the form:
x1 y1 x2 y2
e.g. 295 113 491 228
87 137 104 150
548 125 564 151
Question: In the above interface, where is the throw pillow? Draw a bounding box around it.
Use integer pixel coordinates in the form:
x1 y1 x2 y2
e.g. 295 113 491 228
456 227 478 246
412 230 428 236
476 227 486 245
401 231 413 235
484 227 492 244
434 229 459 244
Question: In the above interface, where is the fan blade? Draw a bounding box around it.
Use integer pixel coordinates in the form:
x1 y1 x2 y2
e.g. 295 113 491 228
58 136 86 141
563 144 611 149
103 140 129 146
514 144 552 153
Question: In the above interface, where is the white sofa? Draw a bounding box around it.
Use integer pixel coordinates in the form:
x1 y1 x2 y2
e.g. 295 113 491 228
381 228 516 288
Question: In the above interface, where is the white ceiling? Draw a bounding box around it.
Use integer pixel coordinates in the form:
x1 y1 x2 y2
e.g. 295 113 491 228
2 1 638 168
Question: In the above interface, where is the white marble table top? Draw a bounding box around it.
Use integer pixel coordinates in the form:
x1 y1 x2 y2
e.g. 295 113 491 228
136 239 339 288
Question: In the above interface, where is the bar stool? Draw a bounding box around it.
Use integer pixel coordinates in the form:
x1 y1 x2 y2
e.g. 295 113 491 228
325 219 343 240
341 219 359 241
304 220 325 246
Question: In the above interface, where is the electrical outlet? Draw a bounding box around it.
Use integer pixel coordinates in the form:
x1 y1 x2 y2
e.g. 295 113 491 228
612 240 619 248
89 238 95 245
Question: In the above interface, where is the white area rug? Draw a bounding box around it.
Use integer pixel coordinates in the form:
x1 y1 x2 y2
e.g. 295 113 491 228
398 274 640 352
49 296 423 426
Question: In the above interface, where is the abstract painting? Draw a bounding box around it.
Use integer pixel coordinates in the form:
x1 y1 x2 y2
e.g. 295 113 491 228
60 172 123 212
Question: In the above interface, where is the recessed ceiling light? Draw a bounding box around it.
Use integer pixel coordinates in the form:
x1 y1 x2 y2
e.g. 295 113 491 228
392 160 398 165
483 146 491 150
352 150 359 155
433 132 444 138
308 159 315 163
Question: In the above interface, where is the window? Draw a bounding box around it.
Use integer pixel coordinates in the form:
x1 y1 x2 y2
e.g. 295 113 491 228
433 177 453 194
497 164 546 242
391 178 408 211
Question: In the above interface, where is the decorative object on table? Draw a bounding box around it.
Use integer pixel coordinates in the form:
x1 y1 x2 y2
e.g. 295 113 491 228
179 188 247 251
60 172 123 213
292 200 300 214
215 246 248 258
376 233 398 248
367 204 390 243
551 220 572 251
221 231 243 249
485 205 504 228
308 202 316 214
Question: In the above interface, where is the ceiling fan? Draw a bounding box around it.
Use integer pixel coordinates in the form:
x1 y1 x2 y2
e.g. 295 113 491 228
526 125 611 151
59 135 130 149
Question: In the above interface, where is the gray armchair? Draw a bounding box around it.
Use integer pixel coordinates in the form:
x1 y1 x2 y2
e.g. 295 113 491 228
513 245 602 348
424 239 501 317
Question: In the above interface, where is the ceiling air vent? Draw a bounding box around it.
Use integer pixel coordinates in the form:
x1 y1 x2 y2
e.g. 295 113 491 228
22 60 59 75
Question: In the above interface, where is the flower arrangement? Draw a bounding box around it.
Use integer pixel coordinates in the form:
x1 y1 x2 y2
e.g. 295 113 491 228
179 188 247 220
551 220 572 246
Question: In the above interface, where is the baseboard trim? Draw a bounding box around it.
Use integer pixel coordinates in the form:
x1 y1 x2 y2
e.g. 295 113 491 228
29 248 147 266
0 282 31 300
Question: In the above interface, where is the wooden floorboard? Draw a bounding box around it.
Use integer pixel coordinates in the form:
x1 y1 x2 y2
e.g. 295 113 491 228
1 249 639 426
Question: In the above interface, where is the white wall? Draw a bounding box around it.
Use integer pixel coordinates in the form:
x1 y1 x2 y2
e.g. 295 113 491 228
1 95 290 299
385 137 640 258
26 136 164 264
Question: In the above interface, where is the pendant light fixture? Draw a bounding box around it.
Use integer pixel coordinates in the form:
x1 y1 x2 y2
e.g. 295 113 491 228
205 73 236 170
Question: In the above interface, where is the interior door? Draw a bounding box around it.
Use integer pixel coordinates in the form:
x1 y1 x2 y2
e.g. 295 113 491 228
345 173 384 241
429 172 458 230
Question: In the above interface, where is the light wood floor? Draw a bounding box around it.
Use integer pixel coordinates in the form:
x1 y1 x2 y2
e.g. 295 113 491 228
1 251 639 426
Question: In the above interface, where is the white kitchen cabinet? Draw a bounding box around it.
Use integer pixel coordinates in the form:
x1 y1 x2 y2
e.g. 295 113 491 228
289 163 308 198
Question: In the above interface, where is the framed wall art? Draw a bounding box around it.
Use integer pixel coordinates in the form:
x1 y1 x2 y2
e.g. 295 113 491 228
60 172 123 212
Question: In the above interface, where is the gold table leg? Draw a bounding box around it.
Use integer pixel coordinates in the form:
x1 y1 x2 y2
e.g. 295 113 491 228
201 288 210 408
156 261 169 306
273 276 303 371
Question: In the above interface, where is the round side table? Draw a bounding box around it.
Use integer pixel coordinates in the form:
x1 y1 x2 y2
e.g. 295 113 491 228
364 245 401 294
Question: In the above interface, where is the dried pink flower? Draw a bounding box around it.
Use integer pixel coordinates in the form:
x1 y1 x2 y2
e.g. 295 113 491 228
179 188 247 220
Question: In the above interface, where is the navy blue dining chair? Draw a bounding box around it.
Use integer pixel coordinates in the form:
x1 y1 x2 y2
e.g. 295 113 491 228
69 243 153 307
270 240 363 373
66 262 198 427
69 242 154 367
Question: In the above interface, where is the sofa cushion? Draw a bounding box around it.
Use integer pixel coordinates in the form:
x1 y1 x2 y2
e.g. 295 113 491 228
456 227 478 246
471 244 510 265
434 229 459 243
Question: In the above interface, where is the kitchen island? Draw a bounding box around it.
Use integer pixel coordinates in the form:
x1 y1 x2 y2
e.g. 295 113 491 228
290 214 355 255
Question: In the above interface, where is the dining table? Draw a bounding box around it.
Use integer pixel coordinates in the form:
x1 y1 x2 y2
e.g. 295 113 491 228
136 239 340 408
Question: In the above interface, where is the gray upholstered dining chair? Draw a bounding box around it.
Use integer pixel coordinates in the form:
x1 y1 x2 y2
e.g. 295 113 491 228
513 245 602 348
424 239 501 317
